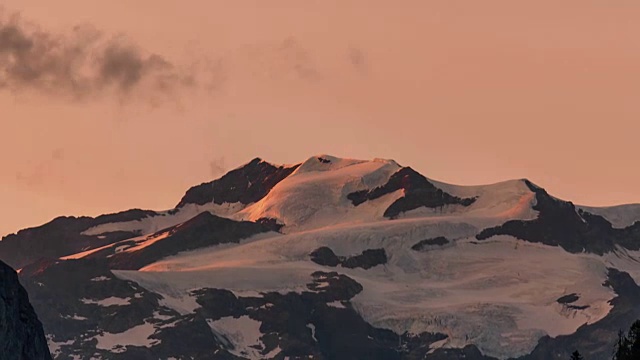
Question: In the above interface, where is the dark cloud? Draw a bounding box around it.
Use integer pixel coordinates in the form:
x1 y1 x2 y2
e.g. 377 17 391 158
0 8 338 106
99 44 150 91
0 10 194 102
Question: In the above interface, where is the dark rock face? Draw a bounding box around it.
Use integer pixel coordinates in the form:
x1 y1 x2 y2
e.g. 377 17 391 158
0 260 52 360
427 346 498 360
310 247 387 270
342 249 388 270
309 247 342 267
176 158 299 208
193 271 450 360
347 167 476 219
519 269 640 360
255 217 285 233
476 180 640 254
411 237 450 251
306 271 364 301
556 293 589 310
96 212 273 270
556 293 579 305
21 256 460 360
20 258 223 360
0 209 156 269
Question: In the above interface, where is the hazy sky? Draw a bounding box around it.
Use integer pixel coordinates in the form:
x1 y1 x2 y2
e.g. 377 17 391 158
2 0 639 236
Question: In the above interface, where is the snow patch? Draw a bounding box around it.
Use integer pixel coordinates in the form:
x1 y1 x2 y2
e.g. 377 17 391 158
81 296 131 306
327 301 346 309
47 335 74 357
62 314 88 321
600 247 640 284
121 230 172 253
307 323 317 342
428 338 448 354
207 316 265 359
94 321 159 353
81 202 246 236
152 311 174 321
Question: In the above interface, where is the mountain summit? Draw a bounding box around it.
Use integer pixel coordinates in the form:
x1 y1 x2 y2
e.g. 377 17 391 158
2 155 640 360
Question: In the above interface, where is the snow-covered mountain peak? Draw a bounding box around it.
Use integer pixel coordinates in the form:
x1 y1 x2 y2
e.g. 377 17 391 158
238 156 404 232
231 156 275 170
299 154 359 168
7 155 640 360
175 157 300 209
293 155 400 175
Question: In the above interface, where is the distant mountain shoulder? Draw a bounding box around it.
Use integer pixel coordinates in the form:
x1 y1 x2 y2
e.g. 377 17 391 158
0 209 157 269
477 180 640 254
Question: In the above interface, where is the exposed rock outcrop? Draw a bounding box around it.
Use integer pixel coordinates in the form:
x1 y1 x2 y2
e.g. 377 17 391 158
0 209 155 269
411 237 450 251
476 180 640 254
176 158 299 208
104 212 273 270
0 260 52 360
310 247 388 270
347 167 476 219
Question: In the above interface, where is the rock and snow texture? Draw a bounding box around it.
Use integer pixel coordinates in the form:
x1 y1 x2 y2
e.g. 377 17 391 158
207 316 271 359
578 204 640 228
237 156 406 232
3 155 640 360
115 226 615 358
94 321 159 353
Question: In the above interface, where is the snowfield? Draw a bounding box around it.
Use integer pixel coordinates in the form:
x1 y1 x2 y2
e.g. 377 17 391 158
115 228 618 359
94 321 159 353
207 316 275 359
76 156 541 240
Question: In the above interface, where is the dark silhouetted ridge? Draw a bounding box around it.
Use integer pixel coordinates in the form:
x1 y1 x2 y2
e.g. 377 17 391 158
0 260 52 360
176 158 300 208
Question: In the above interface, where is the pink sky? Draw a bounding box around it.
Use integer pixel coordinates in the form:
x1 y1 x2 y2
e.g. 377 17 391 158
1 0 639 236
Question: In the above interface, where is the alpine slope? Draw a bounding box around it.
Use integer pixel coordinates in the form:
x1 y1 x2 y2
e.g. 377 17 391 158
3 155 640 360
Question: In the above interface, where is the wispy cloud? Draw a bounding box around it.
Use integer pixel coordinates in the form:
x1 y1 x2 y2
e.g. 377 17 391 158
0 8 367 106
0 10 194 103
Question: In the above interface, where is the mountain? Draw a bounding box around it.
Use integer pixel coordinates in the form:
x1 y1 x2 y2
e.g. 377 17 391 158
0 260 52 360
3 155 640 360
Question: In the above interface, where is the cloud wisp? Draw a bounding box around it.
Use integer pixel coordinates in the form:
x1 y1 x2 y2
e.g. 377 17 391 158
0 11 194 103
0 7 370 106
